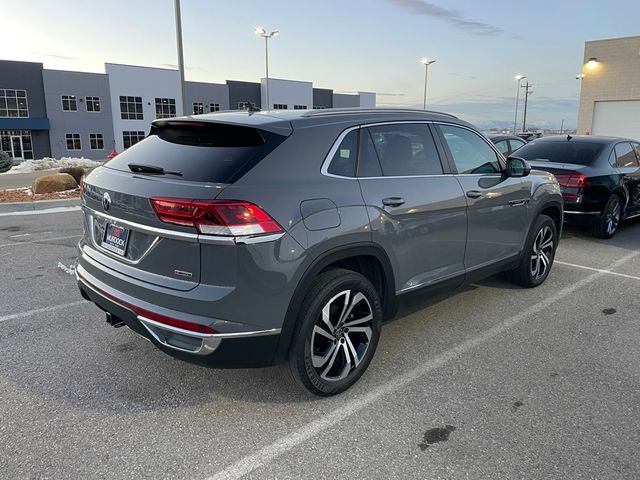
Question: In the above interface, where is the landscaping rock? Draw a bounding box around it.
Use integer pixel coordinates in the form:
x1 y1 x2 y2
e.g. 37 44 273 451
59 166 86 185
32 173 78 194
0 151 12 173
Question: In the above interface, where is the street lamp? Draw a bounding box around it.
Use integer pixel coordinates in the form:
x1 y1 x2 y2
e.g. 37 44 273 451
174 0 187 115
254 27 279 111
420 58 436 109
513 74 526 134
586 57 598 69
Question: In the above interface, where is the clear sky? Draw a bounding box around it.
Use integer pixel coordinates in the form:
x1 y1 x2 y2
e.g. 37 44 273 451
2 0 639 129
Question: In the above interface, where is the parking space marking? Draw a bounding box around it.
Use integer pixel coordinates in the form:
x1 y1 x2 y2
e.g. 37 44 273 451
204 249 640 480
0 301 86 324
0 234 82 248
556 260 640 282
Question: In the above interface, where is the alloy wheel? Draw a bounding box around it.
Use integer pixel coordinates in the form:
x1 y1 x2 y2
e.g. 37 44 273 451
530 225 554 280
311 289 373 382
605 198 621 236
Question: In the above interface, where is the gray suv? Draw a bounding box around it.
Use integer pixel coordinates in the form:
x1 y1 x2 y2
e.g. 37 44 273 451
77 108 563 396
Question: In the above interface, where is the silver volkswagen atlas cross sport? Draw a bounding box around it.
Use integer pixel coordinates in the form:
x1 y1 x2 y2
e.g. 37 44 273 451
77 108 562 396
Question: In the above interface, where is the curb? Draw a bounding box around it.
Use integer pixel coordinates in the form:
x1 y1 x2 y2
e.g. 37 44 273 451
0 198 80 214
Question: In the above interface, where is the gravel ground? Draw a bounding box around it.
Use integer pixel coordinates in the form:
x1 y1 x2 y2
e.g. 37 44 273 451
1 211 639 480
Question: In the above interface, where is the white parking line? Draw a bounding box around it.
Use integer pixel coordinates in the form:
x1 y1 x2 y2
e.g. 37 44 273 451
204 249 640 480
556 260 640 281
0 301 86 324
0 234 81 248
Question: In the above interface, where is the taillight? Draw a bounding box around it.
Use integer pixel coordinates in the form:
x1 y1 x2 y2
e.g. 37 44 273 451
150 198 283 236
555 174 589 188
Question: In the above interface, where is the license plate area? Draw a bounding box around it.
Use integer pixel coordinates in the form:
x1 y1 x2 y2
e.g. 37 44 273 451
101 223 130 256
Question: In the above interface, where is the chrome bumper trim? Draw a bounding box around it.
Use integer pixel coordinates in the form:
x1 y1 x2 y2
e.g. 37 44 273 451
138 316 281 355
564 210 599 215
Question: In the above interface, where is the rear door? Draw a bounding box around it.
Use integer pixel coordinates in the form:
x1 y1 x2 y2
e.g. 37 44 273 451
614 142 640 215
435 123 532 271
356 122 467 294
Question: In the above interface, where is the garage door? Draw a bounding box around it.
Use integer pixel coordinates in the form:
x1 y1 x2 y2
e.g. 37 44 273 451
592 100 640 140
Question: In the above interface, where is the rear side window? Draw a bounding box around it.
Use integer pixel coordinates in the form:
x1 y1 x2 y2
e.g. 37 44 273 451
104 122 287 184
367 124 443 176
614 142 639 168
494 140 510 156
516 140 605 165
509 138 526 154
440 125 501 174
327 129 358 177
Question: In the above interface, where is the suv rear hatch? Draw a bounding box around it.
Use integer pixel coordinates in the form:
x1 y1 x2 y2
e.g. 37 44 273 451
81 118 291 291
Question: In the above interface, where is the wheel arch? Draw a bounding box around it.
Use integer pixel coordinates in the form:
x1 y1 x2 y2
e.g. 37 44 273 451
273 243 396 364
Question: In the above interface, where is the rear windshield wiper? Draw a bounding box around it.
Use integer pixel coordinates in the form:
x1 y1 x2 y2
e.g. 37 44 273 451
128 163 182 176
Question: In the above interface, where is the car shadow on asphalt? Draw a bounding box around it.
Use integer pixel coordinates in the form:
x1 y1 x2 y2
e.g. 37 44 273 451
561 216 640 251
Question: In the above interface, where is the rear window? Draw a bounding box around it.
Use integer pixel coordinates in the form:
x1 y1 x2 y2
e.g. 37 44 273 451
105 122 287 184
516 140 605 165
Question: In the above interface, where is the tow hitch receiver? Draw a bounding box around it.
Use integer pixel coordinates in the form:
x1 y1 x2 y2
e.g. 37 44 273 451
106 312 125 328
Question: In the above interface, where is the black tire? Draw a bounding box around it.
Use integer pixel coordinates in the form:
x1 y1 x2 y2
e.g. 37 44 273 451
285 268 383 396
590 194 623 239
510 214 557 288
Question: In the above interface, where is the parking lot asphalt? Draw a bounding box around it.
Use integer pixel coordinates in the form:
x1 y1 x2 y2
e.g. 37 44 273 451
1 211 639 480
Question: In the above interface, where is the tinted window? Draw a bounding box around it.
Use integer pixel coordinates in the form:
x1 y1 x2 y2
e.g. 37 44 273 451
105 123 286 184
633 143 640 164
357 129 383 177
328 129 358 177
367 124 443 176
440 125 501 174
509 138 526 153
516 140 605 165
494 140 510 156
614 142 639 168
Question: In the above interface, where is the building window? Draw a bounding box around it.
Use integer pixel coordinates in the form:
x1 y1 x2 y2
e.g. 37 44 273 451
0 130 34 159
313 106 326 110
238 101 256 110
210 103 220 112
293 105 307 110
0 89 29 117
65 133 81 150
89 133 104 150
85 96 101 112
273 103 287 110
120 96 143 120
155 98 176 119
122 131 145 149
193 102 204 115
61 95 78 112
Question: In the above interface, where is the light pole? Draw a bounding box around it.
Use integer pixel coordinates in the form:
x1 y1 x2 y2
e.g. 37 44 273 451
174 0 187 116
513 75 525 134
254 27 279 111
420 58 436 109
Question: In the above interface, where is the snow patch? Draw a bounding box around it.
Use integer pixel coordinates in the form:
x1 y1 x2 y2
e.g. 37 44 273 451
57 262 76 276
2 157 104 174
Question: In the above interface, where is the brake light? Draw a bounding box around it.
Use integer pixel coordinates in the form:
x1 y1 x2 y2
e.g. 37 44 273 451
150 198 283 236
555 174 589 188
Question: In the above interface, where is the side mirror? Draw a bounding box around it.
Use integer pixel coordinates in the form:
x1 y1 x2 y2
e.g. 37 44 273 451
505 156 531 178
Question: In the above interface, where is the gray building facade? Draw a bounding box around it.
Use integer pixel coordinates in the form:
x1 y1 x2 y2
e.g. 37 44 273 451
332 93 361 108
0 60 50 161
227 80 261 110
185 81 229 114
313 88 333 109
43 70 115 159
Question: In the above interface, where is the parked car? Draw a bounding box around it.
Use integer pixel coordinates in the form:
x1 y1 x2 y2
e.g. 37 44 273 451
487 134 527 157
513 135 640 238
76 108 563 396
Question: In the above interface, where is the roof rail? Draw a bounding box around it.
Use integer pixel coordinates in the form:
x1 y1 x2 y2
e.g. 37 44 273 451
301 107 458 119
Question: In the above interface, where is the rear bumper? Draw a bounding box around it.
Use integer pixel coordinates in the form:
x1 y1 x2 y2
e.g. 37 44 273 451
77 266 281 368
563 209 600 226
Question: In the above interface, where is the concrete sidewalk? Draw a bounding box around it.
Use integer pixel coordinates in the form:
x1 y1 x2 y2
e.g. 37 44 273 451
0 171 60 190
0 197 80 214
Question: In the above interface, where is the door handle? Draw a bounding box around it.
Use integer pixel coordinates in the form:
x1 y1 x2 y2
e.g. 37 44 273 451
382 197 405 207
509 199 528 207
466 190 482 199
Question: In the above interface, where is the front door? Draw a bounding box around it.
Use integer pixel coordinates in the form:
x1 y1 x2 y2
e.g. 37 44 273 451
10 136 24 161
435 124 531 272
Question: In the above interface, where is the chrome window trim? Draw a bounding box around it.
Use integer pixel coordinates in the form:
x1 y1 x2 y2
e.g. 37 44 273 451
320 120 506 180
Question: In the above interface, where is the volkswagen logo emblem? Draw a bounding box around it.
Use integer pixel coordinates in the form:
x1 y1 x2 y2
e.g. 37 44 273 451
102 192 111 211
